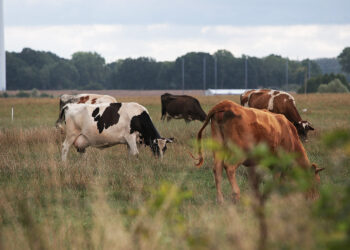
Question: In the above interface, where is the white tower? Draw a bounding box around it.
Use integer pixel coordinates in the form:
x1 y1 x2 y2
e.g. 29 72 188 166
0 0 6 91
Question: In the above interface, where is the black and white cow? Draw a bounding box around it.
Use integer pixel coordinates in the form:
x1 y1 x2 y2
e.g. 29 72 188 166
60 102 173 161
56 94 117 130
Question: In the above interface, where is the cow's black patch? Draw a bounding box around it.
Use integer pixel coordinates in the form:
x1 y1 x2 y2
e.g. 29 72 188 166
130 111 161 147
92 103 122 133
92 107 100 118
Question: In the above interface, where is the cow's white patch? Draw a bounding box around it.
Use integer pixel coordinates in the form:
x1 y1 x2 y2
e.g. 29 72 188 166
267 92 275 110
268 91 296 111
60 94 74 103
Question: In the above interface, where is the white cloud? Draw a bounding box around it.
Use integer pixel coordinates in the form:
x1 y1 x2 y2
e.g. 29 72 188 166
5 24 350 62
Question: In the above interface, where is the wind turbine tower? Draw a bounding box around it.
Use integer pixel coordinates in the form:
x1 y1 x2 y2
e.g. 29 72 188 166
0 0 6 91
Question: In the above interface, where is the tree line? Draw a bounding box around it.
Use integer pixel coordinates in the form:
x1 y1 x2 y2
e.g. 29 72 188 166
5 47 350 91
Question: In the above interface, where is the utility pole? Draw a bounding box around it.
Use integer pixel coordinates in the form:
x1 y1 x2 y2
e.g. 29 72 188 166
308 60 311 80
286 59 288 90
214 56 217 89
0 0 6 91
244 56 248 89
182 58 184 94
304 70 307 95
203 56 206 91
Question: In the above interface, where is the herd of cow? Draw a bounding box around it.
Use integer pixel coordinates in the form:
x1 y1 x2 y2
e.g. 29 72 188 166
56 90 323 203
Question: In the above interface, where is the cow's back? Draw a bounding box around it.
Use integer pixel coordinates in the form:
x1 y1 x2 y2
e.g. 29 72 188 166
161 94 206 121
212 101 301 153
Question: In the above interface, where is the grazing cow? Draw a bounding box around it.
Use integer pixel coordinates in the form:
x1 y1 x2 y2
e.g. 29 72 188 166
55 94 117 129
161 93 206 122
60 102 173 161
240 89 314 141
193 100 324 204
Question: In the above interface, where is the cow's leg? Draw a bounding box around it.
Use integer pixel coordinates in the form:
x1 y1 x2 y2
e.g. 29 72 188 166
62 135 78 161
224 163 241 203
61 120 80 161
166 116 172 122
125 134 139 156
213 153 224 204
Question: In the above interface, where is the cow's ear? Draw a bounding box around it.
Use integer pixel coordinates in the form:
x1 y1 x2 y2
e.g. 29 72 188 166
308 124 315 130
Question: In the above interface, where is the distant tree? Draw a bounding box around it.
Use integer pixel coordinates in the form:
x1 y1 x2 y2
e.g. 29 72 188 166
338 47 350 73
110 57 161 89
49 61 80 89
318 79 349 93
71 52 106 88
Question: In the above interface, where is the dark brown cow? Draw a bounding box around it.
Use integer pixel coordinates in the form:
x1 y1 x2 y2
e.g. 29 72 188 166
161 93 207 122
194 100 323 204
240 89 314 141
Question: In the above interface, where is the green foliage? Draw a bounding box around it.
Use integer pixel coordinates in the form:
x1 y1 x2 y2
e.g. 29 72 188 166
0 92 9 98
314 130 350 249
338 47 350 73
204 140 314 197
6 48 324 90
298 73 349 93
16 91 30 98
318 79 349 93
80 82 104 90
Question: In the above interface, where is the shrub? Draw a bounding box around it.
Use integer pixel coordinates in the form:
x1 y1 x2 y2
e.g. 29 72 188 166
298 73 349 93
39 92 53 98
0 92 9 98
16 91 30 98
31 88 39 97
318 79 349 93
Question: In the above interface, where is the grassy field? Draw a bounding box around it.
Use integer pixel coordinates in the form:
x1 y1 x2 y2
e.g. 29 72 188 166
0 94 349 250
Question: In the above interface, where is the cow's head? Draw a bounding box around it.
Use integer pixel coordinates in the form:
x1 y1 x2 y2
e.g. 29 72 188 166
151 137 174 158
294 120 314 141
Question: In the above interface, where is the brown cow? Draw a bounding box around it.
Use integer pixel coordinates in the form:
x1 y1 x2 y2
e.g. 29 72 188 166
194 100 323 204
240 89 314 141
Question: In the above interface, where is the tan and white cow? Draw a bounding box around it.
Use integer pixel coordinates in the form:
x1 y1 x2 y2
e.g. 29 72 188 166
60 102 173 161
55 94 117 129
240 89 314 141
193 100 323 204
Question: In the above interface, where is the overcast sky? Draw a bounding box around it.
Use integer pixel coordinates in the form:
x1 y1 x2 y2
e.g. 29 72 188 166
4 0 350 62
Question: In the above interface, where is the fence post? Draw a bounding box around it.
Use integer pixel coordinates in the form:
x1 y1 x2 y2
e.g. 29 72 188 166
11 107 13 121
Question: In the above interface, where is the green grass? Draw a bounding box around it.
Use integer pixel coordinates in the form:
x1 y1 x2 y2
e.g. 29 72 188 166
0 94 349 249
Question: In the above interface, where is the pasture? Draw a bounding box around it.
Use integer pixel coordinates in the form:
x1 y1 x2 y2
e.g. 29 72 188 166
0 93 349 250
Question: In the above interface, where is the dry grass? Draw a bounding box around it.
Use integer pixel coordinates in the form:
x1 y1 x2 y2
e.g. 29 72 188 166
0 93 349 249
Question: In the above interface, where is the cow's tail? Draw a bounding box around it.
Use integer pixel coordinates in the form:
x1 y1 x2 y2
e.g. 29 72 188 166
56 105 68 128
193 102 229 167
